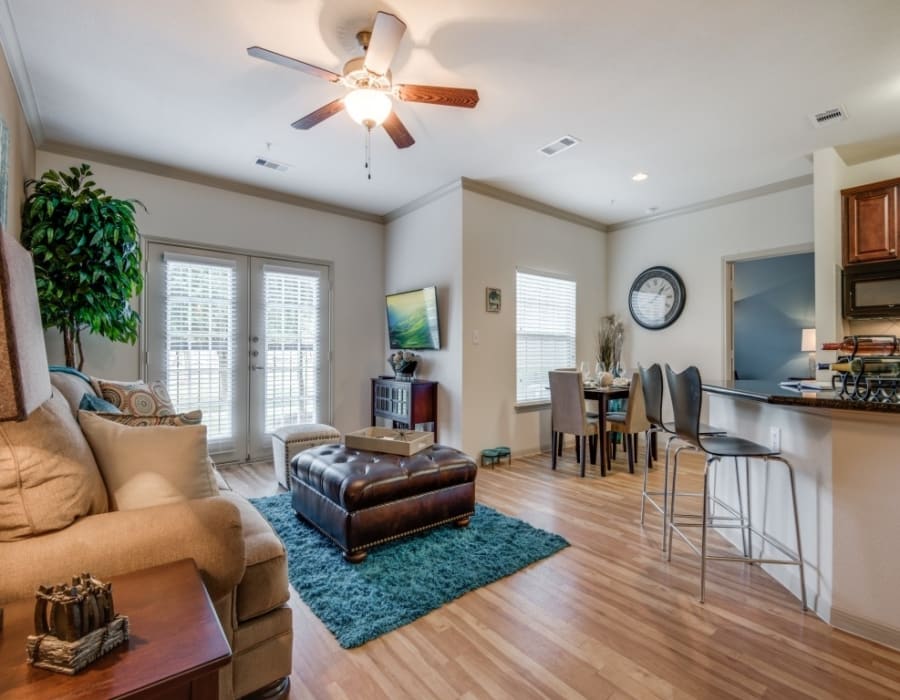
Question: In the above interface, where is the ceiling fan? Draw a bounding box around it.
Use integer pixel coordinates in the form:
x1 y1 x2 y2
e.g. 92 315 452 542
247 11 479 149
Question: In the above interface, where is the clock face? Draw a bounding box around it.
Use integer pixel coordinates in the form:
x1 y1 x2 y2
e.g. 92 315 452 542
628 266 686 330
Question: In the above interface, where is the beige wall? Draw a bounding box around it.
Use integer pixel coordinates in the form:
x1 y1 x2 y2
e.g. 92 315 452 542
384 188 464 448
0 40 35 239
461 190 606 457
607 184 814 383
36 149 385 436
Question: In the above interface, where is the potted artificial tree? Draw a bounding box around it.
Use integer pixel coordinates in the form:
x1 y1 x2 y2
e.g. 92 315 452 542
21 163 145 370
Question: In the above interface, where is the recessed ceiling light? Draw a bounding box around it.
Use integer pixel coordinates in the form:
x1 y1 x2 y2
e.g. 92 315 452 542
632 172 649 182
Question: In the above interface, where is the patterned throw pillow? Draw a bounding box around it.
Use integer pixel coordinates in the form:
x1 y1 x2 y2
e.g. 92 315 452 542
93 379 176 416
94 410 203 427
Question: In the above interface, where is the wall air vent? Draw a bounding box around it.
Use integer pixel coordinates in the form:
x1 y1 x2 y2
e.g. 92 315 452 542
810 106 848 128
255 157 289 172
539 135 581 157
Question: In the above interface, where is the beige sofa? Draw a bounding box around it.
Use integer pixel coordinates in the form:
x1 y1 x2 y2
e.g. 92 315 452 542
0 370 292 699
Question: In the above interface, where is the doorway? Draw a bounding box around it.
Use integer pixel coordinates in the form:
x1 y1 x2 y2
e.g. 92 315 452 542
145 242 332 463
727 251 815 380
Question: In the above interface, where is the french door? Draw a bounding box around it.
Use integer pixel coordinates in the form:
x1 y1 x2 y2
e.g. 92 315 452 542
145 242 331 463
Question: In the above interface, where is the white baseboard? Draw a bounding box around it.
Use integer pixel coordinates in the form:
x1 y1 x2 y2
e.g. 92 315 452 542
830 608 900 651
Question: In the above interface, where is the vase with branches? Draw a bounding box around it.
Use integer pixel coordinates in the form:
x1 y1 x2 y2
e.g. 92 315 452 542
21 164 145 370
598 314 624 375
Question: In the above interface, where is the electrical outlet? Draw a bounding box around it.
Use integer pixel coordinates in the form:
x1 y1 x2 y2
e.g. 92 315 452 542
770 427 781 452
472 330 480 345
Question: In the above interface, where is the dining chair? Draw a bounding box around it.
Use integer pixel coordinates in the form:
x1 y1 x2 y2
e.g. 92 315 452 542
549 370 599 477
664 364 806 609
552 368 598 460
605 372 649 474
638 363 726 551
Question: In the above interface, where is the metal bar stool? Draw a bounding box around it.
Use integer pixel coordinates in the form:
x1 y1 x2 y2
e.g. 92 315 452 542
637 363 725 551
664 364 807 610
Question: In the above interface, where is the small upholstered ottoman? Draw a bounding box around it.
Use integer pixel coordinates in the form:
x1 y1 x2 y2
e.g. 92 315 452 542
290 444 477 562
271 423 341 489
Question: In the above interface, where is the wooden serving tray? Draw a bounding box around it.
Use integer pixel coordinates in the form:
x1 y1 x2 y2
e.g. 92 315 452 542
344 427 434 456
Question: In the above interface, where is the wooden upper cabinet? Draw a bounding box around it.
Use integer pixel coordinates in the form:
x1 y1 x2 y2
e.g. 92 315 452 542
842 178 900 266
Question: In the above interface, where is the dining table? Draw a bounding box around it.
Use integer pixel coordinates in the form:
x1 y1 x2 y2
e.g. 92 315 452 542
582 383 630 476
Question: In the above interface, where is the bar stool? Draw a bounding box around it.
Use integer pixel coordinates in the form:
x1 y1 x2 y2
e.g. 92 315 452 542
637 363 725 551
664 364 806 610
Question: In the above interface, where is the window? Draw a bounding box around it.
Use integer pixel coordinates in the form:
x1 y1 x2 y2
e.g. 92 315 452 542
516 270 576 403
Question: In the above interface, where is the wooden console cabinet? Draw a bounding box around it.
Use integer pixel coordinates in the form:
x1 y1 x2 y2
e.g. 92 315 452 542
842 177 900 266
371 377 438 442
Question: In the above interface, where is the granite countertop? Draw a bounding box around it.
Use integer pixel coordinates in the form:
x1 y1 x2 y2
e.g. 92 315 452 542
702 379 900 414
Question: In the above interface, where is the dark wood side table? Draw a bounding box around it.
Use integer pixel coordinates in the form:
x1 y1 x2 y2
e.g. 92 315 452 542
0 559 231 699
371 377 438 441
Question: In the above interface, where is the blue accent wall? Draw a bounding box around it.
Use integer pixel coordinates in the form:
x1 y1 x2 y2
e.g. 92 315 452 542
733 253 814 380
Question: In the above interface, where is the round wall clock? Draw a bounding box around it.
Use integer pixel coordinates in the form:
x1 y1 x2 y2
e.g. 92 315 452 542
628 266 686 330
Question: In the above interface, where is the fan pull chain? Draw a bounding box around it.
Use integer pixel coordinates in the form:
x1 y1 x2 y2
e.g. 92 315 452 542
364 125 372 180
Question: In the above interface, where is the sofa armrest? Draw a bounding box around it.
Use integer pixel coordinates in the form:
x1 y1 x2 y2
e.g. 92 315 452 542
0 496 245 603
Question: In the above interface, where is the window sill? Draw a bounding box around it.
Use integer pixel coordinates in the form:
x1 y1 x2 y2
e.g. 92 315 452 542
514 400 551 413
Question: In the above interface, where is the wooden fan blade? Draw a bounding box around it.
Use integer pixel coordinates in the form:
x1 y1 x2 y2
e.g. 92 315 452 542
363 12 406 76
247 46 341 83
291 98 345 130
396 84 479 109
382 112 415 149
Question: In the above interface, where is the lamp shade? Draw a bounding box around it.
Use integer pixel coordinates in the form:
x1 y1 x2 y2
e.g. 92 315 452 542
801 327 817 353
0 229 51 421
344 89 392 127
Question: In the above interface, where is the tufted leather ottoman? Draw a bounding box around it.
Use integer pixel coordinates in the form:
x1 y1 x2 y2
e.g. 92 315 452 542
290 444 477 562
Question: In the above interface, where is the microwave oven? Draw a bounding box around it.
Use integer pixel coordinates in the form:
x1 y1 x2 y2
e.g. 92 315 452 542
843 261 900 318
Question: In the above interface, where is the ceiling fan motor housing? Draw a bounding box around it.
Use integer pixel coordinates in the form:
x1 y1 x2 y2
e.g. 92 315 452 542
341 57 391 90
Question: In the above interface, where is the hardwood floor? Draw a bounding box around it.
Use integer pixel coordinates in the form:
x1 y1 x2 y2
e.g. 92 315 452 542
220 448 900 699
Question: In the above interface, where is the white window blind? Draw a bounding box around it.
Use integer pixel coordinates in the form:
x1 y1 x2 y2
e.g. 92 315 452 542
162 255 237 450
516 270 576 403
263 265 322 431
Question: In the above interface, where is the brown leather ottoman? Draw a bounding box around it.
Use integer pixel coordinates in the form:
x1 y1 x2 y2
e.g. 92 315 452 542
290 444 477 562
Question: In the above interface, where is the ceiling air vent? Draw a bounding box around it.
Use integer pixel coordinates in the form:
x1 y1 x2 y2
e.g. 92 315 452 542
539 135 581 157
810 106 848 128
255 157 289 172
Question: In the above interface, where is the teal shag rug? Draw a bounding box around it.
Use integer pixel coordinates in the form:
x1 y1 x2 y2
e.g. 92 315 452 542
250 493 569 648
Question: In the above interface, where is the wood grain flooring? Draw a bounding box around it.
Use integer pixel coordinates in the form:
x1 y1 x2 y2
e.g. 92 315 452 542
220 448 900 699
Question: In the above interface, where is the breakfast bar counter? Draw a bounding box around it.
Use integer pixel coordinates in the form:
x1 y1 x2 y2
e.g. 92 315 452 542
703 379 900 413
701 380 900 650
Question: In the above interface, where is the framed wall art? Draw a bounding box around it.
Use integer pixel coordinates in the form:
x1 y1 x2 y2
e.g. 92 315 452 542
486 287 501 312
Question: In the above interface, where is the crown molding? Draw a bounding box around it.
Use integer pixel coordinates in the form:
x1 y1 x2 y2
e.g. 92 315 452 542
607 174 814 232
383 179 462 223
0 0 43 145
39 141 384 225
460 178 607 232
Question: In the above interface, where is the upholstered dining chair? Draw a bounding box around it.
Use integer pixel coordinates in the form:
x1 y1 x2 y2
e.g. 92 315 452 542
605 372 649 474
553 367 598 459
549 370 599 477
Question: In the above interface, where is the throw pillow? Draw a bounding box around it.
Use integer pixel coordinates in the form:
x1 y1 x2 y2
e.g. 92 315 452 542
0 392 109 541
94 410 202 427
78 411 219 511
78 393 122 413
93 379 176 416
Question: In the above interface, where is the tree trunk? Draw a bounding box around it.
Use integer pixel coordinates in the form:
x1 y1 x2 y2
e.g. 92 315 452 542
62 326 75 368
75 328 85 372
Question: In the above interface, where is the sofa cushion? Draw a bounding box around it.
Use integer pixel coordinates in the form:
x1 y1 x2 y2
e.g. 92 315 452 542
221 491 290 622
79 411 219 511
50 369 99 417
94 410 203 427
93 378 176 416
0 391 108 541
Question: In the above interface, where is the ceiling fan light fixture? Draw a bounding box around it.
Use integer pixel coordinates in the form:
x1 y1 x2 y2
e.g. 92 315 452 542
344 89 392 128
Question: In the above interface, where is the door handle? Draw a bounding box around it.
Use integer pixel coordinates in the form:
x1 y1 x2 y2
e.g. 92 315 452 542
251 365 265 371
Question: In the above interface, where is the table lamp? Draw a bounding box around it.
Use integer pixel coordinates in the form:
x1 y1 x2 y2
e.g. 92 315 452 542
0 228 52 630
801 328 817 379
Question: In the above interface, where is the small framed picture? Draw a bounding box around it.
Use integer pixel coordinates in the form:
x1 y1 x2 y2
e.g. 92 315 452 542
486 287 501 312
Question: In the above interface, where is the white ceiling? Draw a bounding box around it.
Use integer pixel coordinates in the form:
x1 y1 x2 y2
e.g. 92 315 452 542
5 0 900 225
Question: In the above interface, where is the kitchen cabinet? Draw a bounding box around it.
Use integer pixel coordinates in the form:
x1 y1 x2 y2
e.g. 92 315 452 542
842 178 900 266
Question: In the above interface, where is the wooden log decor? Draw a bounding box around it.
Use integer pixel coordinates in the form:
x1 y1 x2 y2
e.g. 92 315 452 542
25 573 129 674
